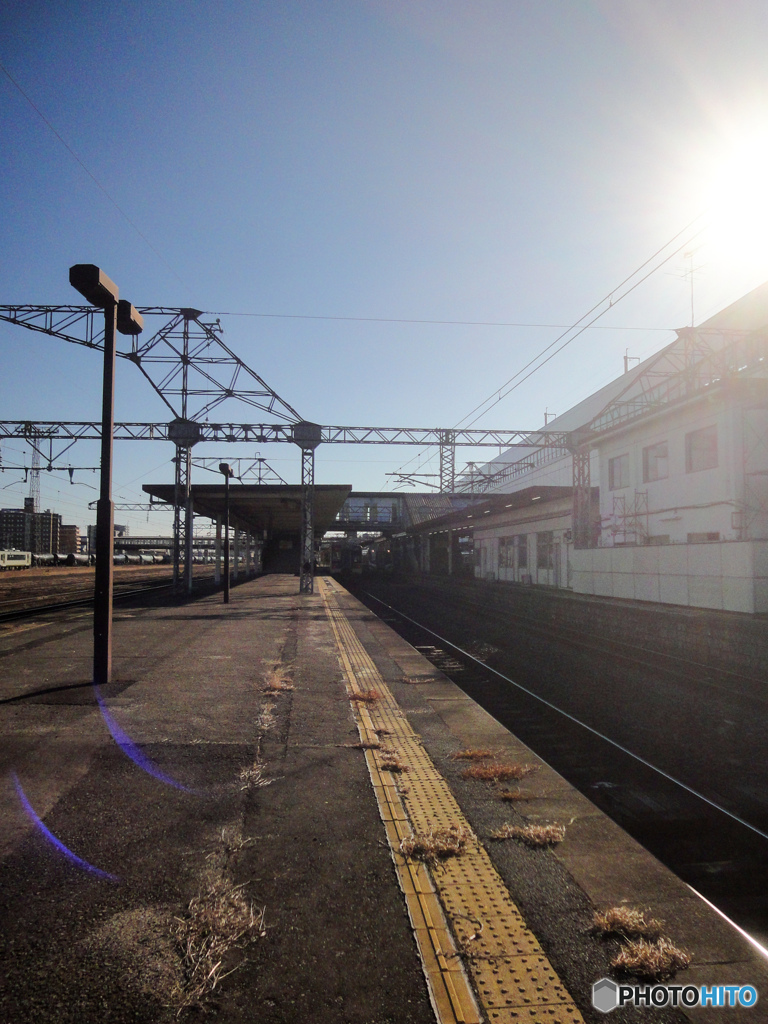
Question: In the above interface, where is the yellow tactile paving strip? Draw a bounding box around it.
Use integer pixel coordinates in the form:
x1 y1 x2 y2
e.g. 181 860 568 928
319 578 585 1024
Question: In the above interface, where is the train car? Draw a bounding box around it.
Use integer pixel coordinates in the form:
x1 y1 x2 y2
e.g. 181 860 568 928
0 549 32 570
32 552 55 567
361 536 393 572
113 552 128 565
326 539 363 575
63 552 91 567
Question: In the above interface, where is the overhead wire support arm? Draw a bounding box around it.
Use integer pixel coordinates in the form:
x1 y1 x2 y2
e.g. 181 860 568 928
0 420 571 447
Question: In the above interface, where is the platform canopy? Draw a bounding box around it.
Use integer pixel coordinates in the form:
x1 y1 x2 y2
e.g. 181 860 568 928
142 483 352 537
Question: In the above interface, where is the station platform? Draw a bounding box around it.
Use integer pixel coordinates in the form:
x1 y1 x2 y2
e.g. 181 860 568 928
0 574 766 1023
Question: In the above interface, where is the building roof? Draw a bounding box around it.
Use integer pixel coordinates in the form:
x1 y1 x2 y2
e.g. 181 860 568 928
142 483 352 537
406 486 574 534
472 278 768 481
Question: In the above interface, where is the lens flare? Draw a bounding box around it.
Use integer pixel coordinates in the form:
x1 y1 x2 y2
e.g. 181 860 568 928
94 686 195 793
12 772 118 881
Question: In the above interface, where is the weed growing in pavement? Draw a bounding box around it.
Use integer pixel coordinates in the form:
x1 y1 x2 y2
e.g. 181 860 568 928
254 702 276 731
171 829 266 1014
343 740 381 750
238 761 276 791
262 663 294 692
461 762 539 782
400 824 473 864
349 689 381 703
592 906 664 940
489 823 565 846
378 751 409 773
499 789 528 801
610 937 690 981
451 748 494 761
263 679 294 693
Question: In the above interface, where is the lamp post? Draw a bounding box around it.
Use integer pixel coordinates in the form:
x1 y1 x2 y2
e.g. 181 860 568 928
219 462 231 603
69 265 143 685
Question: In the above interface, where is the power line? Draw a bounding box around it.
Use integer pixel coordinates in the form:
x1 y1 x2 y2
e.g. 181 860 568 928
388 214 707 483
458 219 706 429
211 309 671 331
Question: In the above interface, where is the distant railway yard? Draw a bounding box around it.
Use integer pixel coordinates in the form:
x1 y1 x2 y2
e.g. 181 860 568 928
0 564 217 619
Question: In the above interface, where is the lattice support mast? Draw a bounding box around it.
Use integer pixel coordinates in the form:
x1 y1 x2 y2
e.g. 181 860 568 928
438 430 456 493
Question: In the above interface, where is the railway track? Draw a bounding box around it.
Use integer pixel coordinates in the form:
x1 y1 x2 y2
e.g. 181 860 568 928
350 575 768 952
0 565 219 620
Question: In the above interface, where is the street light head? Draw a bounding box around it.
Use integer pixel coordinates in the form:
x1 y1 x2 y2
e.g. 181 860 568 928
117 299 144 335
219 463 232 477
69 264 119 308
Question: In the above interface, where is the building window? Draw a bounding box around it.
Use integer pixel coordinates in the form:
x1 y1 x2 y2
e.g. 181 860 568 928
647 534 670 546
687 532 720 543
686 425 718 473
499 537 514 568
608 453 629 490
516 534 528 569
643 441 668 482
537 530 553 570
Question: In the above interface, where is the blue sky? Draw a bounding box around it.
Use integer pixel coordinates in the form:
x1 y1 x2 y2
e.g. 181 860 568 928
3 0 768 534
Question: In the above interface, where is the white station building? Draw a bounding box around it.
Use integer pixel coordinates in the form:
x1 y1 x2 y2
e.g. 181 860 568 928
457 280 768 614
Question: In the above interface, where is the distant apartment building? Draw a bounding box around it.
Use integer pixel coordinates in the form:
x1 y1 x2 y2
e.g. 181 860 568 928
0 506 61 553
59 524 80 555
0 508 30 550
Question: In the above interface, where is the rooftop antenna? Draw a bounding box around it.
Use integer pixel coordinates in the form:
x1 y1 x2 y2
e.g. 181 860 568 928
683 248 704 327
624 349 641 374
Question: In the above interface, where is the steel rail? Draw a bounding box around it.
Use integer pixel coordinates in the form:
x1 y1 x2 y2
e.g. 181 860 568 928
362 590 768 845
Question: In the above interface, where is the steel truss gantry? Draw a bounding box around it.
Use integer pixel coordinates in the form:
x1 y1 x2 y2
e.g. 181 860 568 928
0 418 567 587
1 305 301 591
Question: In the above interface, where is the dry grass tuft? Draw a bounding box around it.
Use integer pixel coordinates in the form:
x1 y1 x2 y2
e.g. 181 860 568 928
461 762 539 782
592 906 664 940
171 828 265 1014
374 727 392 737
261 664 294 693
349 689 380 703
490 823 565 846
499 789 528 801
343 740 381 750
171 880 265 1012
400 824 473 864
254 702 276 731
610 938 690 980
238 761 275 791
451 748 494 761
379 752 409 773
263 678 294 693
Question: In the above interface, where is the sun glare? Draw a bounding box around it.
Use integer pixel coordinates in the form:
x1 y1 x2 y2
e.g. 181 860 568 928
706 130 768 270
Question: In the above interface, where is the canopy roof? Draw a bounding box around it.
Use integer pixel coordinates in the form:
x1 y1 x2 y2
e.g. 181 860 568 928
142 483 352 537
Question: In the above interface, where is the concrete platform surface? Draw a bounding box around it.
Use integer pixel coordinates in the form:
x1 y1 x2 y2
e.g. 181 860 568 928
0 574 765 1024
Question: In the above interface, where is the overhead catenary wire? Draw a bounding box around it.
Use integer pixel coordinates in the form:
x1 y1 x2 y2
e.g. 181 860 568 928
386 214 707 486
459 222 707 429
211 310 671 331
